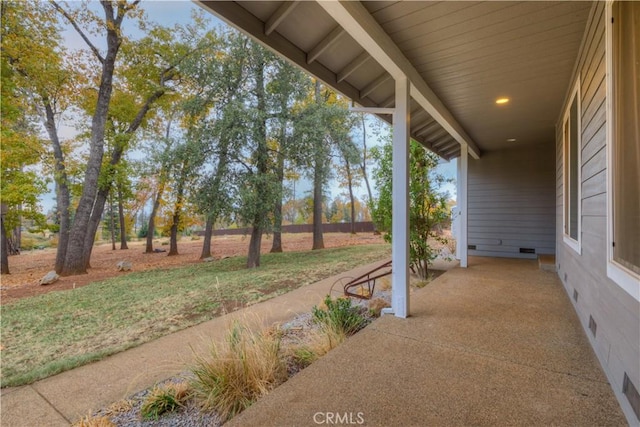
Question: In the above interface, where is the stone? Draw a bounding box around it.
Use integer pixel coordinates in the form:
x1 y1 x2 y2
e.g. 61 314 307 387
116 260 132 272
39 271 59 286
202 257 215 263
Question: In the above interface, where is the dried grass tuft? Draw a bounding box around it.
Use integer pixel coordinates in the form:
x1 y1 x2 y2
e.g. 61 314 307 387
72 415 115 427
190 321 288 421
140 382 191 420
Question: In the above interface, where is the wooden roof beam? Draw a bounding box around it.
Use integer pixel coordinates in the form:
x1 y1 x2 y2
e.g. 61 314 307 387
337 51 370 83
360 73 391 99
307 26 345 64
265 1 300 36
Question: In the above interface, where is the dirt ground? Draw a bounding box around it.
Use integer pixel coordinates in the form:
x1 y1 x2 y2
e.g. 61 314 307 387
0 233 386 304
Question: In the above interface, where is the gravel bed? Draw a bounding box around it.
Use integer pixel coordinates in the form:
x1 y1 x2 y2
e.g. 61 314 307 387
84 291 393 426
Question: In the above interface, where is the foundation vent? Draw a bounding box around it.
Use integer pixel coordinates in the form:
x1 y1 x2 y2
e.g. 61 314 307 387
573 289 579 302
588 315 597 337
623 373 640 421
519 248 535 254
468 245 476 250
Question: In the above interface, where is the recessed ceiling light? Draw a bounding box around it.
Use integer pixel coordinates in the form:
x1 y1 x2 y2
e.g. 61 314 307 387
495 97 510 104
507 138 517 142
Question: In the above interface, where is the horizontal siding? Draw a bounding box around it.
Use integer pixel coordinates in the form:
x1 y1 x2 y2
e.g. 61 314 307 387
556 2 640 424
469 142 555 258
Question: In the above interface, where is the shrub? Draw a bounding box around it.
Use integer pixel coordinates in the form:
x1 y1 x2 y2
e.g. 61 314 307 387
312 296 367 336
140 382 190 420
190 321 288 421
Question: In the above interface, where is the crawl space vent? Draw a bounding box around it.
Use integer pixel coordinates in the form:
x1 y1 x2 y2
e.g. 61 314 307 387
468 245 476 250
623 373 640 421
519 248 535 254
588 315 597 337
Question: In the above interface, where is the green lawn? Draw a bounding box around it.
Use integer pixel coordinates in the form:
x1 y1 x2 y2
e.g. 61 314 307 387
0 244 390 387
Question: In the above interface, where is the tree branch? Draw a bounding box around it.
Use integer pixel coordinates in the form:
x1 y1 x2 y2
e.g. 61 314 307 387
50 1 105 64
125 89 165 135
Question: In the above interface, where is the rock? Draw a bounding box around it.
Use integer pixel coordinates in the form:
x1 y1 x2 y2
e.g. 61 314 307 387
116 260 132 272
39 271 59 286
202 257 215 263
153 248 167 253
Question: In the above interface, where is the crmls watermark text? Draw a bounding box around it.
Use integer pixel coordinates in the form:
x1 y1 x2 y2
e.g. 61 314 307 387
313 412 365 425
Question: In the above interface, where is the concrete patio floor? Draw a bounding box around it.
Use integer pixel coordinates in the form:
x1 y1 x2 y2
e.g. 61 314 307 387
230 256 627 426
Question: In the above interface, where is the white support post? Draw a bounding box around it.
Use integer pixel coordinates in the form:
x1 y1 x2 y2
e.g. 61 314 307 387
457 144 469 268
391 76 410 318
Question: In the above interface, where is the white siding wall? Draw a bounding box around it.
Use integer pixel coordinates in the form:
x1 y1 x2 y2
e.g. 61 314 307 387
468 143 556 259
556 3 640 424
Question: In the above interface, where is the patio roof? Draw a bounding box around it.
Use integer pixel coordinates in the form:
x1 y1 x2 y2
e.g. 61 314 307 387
197 1 592 160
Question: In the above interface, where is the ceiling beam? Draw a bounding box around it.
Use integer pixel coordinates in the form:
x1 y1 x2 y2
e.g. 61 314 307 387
380 94 395 108
317 0 481 159
443 144 461 158
411 117 435 134
415 121 442 138
360 73 391 99
265 1 300 36
307 26 345 64
425 127 449 142
432 134 454 148
337 51 370 83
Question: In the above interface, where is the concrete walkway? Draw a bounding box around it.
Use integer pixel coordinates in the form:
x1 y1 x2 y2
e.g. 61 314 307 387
229 257 627 426
1 259 394 426
2 257 627 426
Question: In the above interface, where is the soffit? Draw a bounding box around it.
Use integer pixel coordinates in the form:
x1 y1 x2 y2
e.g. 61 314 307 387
197 1 592 158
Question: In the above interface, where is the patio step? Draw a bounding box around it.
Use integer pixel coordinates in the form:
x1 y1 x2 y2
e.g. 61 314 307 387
538 254 556 272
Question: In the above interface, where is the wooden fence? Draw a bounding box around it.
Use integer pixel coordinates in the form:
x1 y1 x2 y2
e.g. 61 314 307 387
201 222 377 236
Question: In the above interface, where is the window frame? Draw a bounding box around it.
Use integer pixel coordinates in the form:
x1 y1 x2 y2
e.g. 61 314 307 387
605 0 640 301
562 79 582 254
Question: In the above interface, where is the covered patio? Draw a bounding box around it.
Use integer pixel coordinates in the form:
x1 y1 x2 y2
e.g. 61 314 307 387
228 257 626 426
196 1 638 423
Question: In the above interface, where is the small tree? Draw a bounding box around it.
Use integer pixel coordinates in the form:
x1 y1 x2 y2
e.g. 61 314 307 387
371 138 451 280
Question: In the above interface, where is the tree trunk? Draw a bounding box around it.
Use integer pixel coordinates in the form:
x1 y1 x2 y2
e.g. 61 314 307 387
109 190 116 250
168 164 186 257
168 217 179 256
346 160 356 234
271 145 285 253
247 46 269 269
43 102 71 273
145 187 163 253
359 115 378 235
312 155 325 250
82 187 108 269
118 185 128 249
311 81 325 250
247 225 262 268
1 204 9 274
200 216 213 259
61 8 122 276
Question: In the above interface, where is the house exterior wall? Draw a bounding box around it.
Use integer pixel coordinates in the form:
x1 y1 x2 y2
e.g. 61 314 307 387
467 143 556 259
556 2 640 424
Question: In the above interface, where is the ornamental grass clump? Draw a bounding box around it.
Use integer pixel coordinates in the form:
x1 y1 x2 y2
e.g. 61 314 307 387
72 415 115 427
190 321 288 421
140 382 190 420
312 296 368 336
288 322 346 371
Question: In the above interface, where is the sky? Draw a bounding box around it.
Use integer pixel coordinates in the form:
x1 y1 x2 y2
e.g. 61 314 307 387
44 0 457 213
